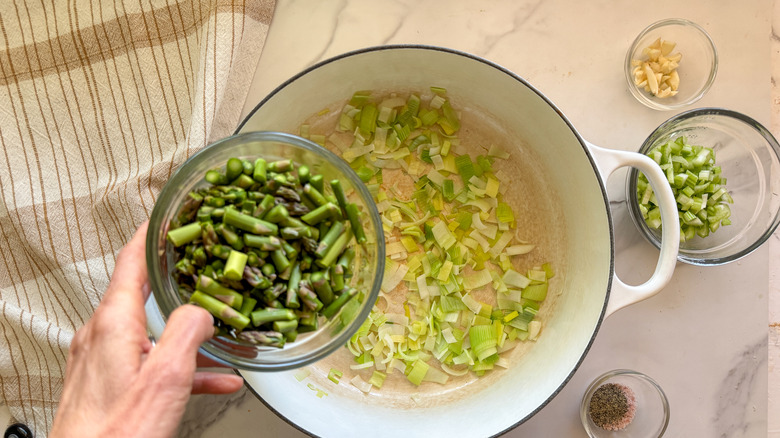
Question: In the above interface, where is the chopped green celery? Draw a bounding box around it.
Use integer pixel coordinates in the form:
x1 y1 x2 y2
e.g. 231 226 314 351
637 136 731 239
692 147 712 167
673 173 687 188
677 193 693 211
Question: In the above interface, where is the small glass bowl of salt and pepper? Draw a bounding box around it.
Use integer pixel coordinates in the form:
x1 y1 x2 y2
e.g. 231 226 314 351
580 369 670 437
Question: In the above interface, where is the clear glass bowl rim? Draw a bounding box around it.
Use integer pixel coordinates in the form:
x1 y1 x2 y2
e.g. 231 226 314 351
146 130 385 371
579 369 670 438
625 107 780 265
624 18 718 111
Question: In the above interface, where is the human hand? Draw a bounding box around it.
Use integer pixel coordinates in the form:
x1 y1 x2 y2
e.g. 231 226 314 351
50 221 244 438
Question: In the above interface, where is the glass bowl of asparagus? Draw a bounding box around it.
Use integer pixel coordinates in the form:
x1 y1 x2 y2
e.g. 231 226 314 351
147 131 385 371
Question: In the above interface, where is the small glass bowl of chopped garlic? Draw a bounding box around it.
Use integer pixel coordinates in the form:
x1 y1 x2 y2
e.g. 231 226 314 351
625 18 717 110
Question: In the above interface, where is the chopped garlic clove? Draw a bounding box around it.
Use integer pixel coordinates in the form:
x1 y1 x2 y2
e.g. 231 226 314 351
648 49 662 60
667 52 682 62
668 70 680 90
644 64 658 94
661 40 676 55
631 37 682 98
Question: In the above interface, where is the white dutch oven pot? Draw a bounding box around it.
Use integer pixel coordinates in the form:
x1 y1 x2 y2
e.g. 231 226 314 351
148 45 679 437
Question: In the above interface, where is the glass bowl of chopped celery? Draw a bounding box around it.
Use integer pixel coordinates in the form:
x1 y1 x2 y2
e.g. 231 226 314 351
146 131 385 371
627 108 780 265
625 18 717 111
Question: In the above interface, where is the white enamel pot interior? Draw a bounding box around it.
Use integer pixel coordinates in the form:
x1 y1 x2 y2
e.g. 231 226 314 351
150 45 679 437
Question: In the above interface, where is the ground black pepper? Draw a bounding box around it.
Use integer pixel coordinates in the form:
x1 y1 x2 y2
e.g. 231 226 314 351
588 382 637 431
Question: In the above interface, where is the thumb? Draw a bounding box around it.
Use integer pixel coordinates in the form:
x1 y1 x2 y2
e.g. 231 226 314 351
148 305 214 376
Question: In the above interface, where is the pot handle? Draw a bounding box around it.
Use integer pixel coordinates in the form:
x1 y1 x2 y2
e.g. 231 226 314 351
584 141 679 317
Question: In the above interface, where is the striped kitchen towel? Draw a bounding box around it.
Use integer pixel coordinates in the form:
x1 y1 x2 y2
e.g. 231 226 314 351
0 0 275 435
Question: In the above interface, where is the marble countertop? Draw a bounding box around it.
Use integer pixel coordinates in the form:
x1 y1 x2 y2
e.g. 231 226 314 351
4 0 774 437
176 1 777 437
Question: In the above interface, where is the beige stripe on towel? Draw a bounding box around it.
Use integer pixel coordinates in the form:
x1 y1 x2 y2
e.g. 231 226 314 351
0 0 276 435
